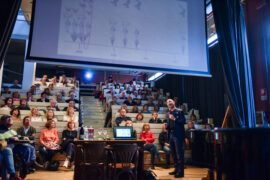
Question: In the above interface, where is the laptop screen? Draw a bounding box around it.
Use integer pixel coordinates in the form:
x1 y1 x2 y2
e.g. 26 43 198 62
114 127 133 139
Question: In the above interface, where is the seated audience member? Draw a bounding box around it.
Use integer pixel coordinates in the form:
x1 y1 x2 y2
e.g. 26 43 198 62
70 76 77 84
60 74 68 84
141 104 150 113
26 92 35 102
47 100 60 111
74 82 79 88
12 91 20 102
65 92 79 104
115 109 131 126
133 99 142 106
140 123 163 169
2 86 11 95
37 92 50 102
1 97 14 110
56 94 65 103
63 101 79 111
0 115 29 180
123 96 133 106
125 120 137 139
132 106 139 113
146 97 155 107
48 83 54 91
117 104 129 113
30 108 43 122
63 81 68 87
104 96 119 128
40 77 47 86
63 107 78 122
141 93 147 101
158 99 165 107
61 120 77 168
10 108 21 121
149 112 163 123
136 113 144 122
154 105 160 112
173 97 180 108
18 98 31 110
28 85 37 95
43 88 51 96
17 116 36 141
180 104 187 115
10 80 20 89
189 114 197 124
41 75 48 82
43 109 58 122
205 124 213 130
50 76 57 86
158 124 171 168
119 92 126 99
185 121 195 149
39 120 60 169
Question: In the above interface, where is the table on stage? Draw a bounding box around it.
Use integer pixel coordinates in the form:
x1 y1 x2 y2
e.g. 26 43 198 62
74 140 145 180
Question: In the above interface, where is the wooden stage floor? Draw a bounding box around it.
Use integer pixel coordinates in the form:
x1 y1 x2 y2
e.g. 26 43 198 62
26 166 207 180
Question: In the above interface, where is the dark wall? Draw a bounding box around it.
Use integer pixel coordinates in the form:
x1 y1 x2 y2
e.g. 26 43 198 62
155 45 226 126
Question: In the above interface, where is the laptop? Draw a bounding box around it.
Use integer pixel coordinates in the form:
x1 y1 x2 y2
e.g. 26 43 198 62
113 126 136 140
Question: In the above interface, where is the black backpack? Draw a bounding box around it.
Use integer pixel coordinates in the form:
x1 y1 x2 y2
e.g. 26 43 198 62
143 170 157 180
47 161 60 171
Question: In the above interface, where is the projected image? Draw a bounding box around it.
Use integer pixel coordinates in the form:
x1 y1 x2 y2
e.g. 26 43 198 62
57 0 189 69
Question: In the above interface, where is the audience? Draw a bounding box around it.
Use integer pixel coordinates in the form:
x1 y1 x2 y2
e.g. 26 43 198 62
136 113 144 122
37 92 50 102
1 97 14 110
185 121 195 149
125 120 137 139
10 108 21 121
47 100 60 111
17 116 36 141
115 109 131 126
141 104 150 113
61 120 77 169
10 80 20 89
63 107 78 122
18 98 31 110
12 91 20 102
149 112 163 123
2 86 11 95
39 120 60 169
43 109 57 122
140 123 163 169
30 108 43 122
132 105 139 113
26 92 35 102
158 124 171 168
56 94 65 103
63 101 79 111
65 92 79 103
104 96 119 128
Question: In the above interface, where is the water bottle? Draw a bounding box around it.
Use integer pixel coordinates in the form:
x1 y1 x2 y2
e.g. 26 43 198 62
84 126 88 140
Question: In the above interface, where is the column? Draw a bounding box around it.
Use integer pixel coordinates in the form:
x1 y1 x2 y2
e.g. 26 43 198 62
22 61 36 90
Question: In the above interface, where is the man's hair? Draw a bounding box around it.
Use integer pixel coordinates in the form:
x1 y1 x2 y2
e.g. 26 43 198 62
23 116 31 123
0 115 10 122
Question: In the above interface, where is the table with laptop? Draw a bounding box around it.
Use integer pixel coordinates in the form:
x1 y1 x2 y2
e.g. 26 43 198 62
74 126 144 180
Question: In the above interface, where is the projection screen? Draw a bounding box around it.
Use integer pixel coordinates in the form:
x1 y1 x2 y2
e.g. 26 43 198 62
27 0 210 76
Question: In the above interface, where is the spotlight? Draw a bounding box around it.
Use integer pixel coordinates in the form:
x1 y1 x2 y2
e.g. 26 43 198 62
85 72 93 80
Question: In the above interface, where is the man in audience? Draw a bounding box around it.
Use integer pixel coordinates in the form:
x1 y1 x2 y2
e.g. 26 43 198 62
104 96 119 127
63 101 79 111
10 80 20 89
37 92 50 102
159 124 171 168
149 112 163 123
115 109 131 126
47 100 60 111
147 97 155 107
123 96 134 106
185 121 195 149
167 99 186 178
2 86 11 95
66 92 79 103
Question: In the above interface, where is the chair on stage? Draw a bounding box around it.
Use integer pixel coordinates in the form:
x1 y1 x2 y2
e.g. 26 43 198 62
107 143 139 180
74 142 107 180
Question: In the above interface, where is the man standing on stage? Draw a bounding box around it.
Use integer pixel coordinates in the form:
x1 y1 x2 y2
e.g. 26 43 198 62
166 99 186 178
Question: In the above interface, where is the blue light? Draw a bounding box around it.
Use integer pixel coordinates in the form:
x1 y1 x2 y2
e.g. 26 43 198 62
85 72 93 80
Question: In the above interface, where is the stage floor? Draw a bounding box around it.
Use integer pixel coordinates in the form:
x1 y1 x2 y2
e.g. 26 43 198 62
26 166 208 180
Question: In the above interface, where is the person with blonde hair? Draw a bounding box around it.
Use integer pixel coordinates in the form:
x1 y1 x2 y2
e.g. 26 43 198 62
63 107 78 122
125 120 137 139
39 120 59 169
61 120 77 168
30 107 43 122
140 123 163 169
43 109 57 122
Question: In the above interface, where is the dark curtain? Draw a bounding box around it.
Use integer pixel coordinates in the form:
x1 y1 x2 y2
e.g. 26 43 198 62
155 45 225 127
0 0 21 67
211 0 256 128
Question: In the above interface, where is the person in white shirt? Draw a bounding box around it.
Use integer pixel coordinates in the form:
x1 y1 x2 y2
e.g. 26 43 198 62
63 107 78 122
30 107 43 122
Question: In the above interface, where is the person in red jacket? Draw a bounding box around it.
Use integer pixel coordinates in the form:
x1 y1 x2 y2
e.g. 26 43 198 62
140 123 163 169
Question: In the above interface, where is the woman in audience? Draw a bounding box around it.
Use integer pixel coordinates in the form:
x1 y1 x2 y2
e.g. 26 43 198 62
48 83 54 91
30 107 43 122
154 104 160 112
141 104 150 113
125 120 137 139
62 120 77 168
136 113 144 122
43 88 51 96
149 111 163 123
12 91 20 102
43 109 58 122
28 85 37 95
40 77 47 86
1 97 14 110
56 94 65 103
140 123 163 169
63 107 78 122
39 120 60 169
132 106 139 113
10 107 21 121
18 98 31 110
26 91 35 102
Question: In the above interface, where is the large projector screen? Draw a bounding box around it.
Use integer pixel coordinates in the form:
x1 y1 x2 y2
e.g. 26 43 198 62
27 0 210 76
